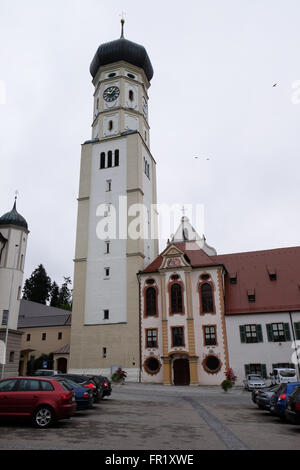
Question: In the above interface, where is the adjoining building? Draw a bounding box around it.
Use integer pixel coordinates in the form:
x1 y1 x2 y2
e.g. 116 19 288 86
139 216 300 386
18 299 71 375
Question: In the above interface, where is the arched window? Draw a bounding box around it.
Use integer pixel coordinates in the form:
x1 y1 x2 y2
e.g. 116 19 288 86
114 149 119 167
171 283 183 313
100 152 105 169
201 283 214 313
146 287 157 316
129 90 134 101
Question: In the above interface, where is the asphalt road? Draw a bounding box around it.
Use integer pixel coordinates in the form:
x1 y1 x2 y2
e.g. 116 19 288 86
0 383 299 450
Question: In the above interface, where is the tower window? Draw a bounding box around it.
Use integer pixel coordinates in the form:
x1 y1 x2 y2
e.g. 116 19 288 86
106 180 112 192
129 90 134 101
103 347 107 358
108 120 113 131
26 334 31 342
114 149 119 167
96 98 99 109
100 152 106 169
105 241 110 254
107 151 112 168
104 267 110 278
42 333 46 341
58 332 62 340
108 72 116 78
127 73 135 79
104 309 109 320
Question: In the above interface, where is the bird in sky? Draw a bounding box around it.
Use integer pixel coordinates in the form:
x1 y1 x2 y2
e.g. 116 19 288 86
194 156 210 160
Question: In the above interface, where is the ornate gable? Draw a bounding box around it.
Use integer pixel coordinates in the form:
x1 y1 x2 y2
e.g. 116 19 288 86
159 244 191 270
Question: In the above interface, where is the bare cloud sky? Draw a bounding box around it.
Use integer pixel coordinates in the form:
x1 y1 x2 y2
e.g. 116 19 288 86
0 0 300 288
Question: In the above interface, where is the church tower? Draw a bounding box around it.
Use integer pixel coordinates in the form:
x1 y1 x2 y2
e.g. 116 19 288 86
0 198 29 377
69 22 158 380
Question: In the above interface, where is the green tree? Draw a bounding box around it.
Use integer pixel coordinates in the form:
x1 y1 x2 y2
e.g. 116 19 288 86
22 264 52 304
50 281 60 307
57 276 72 311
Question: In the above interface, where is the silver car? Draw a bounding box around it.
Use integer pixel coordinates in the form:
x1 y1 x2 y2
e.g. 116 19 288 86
244 374 266 391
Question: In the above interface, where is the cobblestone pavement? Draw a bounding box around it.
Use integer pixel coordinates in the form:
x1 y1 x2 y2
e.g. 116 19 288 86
0 383 299 450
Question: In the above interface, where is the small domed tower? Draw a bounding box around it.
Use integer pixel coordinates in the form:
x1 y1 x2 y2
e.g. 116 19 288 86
0 197 29 377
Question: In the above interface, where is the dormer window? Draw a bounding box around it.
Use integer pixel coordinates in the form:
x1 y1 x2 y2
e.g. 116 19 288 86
247 289 256 302
267 266 277 281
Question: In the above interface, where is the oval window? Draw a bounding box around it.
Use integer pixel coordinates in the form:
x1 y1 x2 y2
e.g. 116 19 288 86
203 355 221 374
127 73 135 79
144 357 161 375
108 72 116 78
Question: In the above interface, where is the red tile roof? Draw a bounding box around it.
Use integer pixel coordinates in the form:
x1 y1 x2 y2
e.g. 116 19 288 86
142 243 300 315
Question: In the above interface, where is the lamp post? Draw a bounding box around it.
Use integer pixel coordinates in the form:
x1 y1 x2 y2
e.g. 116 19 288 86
1 244 19 379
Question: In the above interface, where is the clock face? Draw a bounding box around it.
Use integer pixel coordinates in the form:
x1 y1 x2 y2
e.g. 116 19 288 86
103 86 120 102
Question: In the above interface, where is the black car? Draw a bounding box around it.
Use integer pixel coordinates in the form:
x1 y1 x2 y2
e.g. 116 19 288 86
255 385 280 410
55 374 103 403
285 385 300 424
90 375 112 398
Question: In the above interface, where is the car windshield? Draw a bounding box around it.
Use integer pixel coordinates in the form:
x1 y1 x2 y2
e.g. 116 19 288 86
249 375 262 380
58 380 73 391
64 378 83 388
278 370 296 377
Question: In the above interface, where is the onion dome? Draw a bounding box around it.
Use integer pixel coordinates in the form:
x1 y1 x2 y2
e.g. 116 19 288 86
0 198 28 230
90 20 154 82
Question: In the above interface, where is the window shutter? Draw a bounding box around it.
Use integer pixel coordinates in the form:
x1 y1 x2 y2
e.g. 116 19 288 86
244 364 251 376
256 324 263 343
239 325 246 343
266 324 274 342
284 323 291 341
294 322 300 340
261 364 267 379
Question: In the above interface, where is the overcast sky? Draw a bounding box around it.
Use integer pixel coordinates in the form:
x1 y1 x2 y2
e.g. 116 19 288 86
0 0 300 289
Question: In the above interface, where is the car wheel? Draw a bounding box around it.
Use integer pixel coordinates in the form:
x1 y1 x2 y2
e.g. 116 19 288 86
33 406 55 428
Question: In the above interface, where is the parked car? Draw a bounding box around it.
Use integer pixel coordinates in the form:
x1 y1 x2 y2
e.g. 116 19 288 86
34 370 62 376
244 374 266 391
270 382 300 419
87 375 111 398
55 374 102 403
270 368 297 385
285 385 300 424
52 377 93 411
0 376 76 428
255 385 280 410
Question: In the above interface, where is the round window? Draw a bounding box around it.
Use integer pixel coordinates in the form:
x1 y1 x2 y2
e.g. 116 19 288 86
144 357 161 375
203 355 222 374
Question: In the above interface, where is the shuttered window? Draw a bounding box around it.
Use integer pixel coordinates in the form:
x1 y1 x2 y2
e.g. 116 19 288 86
266 323 291 342
294 322 300 340
239 324 263 343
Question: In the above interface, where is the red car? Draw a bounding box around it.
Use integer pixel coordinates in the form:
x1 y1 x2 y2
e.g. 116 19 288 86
0 377 76 428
